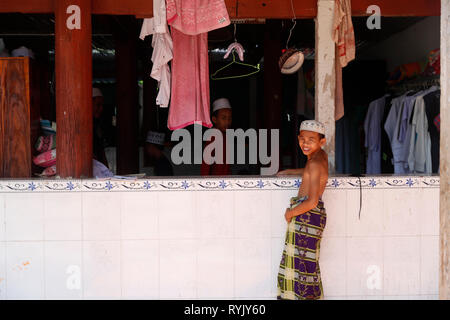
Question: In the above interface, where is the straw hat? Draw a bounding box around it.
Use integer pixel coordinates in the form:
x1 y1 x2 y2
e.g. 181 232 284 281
279 48 304 74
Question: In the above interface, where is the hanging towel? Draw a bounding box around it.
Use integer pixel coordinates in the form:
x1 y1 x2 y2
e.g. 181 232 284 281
166 0 230 35
332 0 355 67
168 28 212 130
139 0 173 108
166 0 230 130
332 0 355 121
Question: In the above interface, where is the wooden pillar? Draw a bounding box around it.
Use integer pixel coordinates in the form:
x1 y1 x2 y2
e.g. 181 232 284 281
142 36 158 136
55 0 93 177
315 0 336 173
263 20 283 130
114 20 139 175
440 0 450 300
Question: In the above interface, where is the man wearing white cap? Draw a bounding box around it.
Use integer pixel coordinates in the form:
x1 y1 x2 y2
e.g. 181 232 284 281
200 97 232 176
276 119 329 300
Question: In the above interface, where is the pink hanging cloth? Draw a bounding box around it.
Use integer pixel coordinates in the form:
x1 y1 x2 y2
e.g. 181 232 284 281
166 0 230 35
166 0 230 130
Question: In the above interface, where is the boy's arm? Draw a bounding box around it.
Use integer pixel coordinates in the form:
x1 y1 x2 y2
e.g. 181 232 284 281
286 162 322 219
276 168 305 176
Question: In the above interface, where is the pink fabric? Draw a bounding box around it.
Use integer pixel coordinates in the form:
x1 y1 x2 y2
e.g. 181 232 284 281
33 149 56 168
166 0 230 35
168 28 212 130
41 165 57 177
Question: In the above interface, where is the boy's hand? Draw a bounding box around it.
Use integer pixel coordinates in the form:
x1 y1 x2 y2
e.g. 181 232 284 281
277 169 291 176
285 208 292 223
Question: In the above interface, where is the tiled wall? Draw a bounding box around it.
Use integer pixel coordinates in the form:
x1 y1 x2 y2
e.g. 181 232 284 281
0 176 440 299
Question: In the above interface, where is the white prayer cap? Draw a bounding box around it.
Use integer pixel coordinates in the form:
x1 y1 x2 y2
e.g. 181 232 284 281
212 98 231 113
92 87 103 98
11 46 34 58
299 120 325 136
146 130 165 145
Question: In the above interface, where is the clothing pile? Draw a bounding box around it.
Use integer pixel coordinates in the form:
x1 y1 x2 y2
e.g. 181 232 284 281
33 119 57 177
387 48 440 85
364 86 441 174
140 0 231 130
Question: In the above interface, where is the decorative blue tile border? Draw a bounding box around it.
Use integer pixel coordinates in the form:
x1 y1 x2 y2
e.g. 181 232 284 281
0 176 440 193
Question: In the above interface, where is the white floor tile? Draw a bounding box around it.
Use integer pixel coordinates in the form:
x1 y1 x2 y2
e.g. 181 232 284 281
420 235 439 295
44 193 82 241
321 190 346 237
235 191 271 239
270 191 295 238
44 241 82 299
83 241 121 299
418 189 439 236
82 193 121 241
0 195 5 242
121 240 159 299
319 237 346 297
197 239 234 298
0 243 5 299
346 237 383 296
158 192 196 240
121 193 159 240
234 238 271 298
383 237 420 295
5 194 44 241
159 239 197 299
347 189 383 237
383 189 421 236
196 192 234 239
6 242 44 299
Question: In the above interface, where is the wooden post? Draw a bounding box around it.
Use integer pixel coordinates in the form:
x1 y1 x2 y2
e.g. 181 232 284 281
440 0 450 300
114 19 139 175
315 0 336 173
263 19 283 130
142 36 158 137
55 0 93 178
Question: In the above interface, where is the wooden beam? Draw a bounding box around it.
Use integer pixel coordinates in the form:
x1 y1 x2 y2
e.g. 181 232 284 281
237 0 317 19
263 20 282 130
0 0 54 13
351 0 440 16
55 0 93 178
114 18 140 175
0 0 440 17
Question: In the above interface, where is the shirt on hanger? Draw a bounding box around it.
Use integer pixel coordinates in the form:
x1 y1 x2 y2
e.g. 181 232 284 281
423 90 440 173
139 1 173 108
364 95 388 174
407 86 439 173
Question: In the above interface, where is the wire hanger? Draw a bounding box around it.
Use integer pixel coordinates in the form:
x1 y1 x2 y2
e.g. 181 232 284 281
286 0 297 49
211 24 260 80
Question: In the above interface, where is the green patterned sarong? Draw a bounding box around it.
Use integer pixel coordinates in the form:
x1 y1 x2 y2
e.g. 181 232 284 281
277 196 327 300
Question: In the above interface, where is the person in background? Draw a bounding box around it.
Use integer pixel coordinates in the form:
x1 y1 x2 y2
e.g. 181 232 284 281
145 130 174 176
92 87 109 168
200 97 232 176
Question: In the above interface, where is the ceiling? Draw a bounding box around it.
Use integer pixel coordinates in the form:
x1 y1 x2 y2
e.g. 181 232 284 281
0 13 426 79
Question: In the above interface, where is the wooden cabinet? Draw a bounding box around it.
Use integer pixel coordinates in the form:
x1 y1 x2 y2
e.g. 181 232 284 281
0 57 40 178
